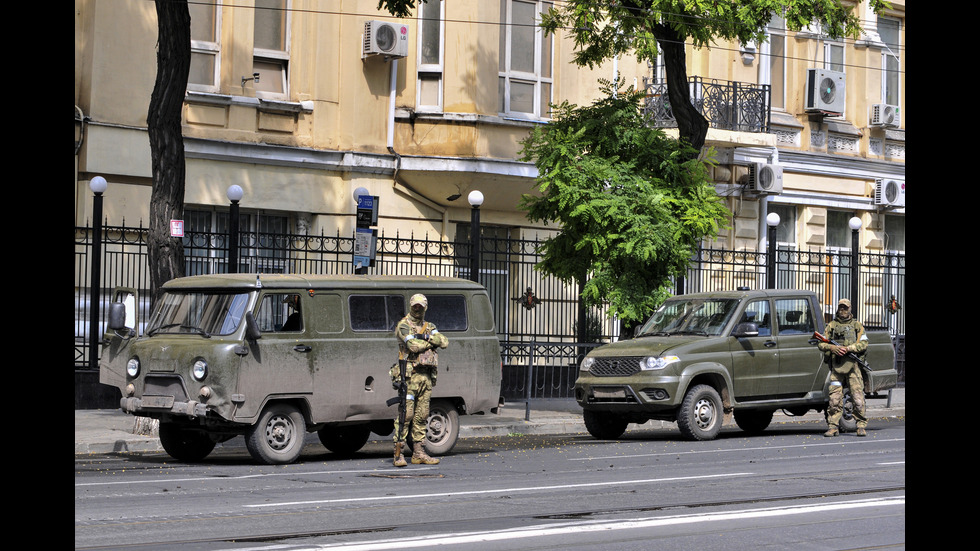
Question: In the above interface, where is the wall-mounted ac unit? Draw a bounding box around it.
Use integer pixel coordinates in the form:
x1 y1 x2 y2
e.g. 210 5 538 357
874 179 905 208
870 103 900 128
363 20 409 59
804 68 846 115
748 163 784 195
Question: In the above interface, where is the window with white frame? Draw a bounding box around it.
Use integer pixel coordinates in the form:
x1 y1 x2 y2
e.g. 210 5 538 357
824 40 844 73
498 0 553 119
877 16 901 106
760 14 786 110
188 0 221 92
253 0 289 98
417 0 444 112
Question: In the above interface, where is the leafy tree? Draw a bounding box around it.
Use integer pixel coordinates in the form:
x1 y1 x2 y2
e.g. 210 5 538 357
541 0 892 152
519 84 729 325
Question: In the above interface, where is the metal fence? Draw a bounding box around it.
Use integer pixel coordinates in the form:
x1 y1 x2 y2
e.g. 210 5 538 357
75 223 905 404
643 76 772 133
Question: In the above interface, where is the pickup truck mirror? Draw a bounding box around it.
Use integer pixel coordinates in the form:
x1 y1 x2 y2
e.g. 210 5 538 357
732 322 759 338
244 311 262 341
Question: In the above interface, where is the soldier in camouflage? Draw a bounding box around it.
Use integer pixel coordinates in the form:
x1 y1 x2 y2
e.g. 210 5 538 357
391 294 449 467
818 298 869 437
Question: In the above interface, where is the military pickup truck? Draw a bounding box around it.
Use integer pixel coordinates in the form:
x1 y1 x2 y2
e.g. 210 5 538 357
574 289 897 441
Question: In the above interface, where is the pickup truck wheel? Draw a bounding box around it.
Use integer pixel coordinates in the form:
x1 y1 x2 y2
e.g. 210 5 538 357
733 409 774 434
583 410 628 440
246 404 306 465
424 400 460 455
318 426 371 456
158 423 216 462
677 385 723 441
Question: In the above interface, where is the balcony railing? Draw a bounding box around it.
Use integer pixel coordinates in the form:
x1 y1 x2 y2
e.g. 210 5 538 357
643 76 771 133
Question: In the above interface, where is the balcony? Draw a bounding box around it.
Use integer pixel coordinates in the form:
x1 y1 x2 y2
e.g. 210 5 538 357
643 77 771 134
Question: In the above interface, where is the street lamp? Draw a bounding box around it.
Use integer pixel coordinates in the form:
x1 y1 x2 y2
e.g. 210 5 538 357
88 176 107 370
468 190 484 284
766 212 780 290
849 216 862 319
227 185 244 274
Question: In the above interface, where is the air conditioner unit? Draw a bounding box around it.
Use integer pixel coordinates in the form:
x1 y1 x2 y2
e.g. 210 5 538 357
748 163 784 195
870 103 900 128
874 179 905 208
363 20 409 59
804 68 846 115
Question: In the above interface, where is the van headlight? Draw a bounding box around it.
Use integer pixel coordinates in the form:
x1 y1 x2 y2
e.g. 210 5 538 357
580 357 595 371
641 355 680 370
192 359 208 381
126 357 140 377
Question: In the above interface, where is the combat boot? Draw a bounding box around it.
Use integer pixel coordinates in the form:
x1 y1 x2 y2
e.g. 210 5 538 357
411 442 440 465
393 442 407 467
856 427 867 437
823 426 839 437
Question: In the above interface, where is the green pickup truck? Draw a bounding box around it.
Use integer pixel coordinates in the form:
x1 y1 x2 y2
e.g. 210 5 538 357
575 289 897 440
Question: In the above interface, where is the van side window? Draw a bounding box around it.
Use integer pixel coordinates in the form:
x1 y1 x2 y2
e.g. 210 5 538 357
775 298 815 335
425 295 467 331
256 293 303 332
349 295 405 331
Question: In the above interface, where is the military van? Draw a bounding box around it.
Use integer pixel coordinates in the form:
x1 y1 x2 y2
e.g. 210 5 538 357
99 274 502 464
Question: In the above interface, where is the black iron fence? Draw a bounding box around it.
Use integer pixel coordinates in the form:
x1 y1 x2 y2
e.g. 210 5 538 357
75 224 905 405
643 76 772 133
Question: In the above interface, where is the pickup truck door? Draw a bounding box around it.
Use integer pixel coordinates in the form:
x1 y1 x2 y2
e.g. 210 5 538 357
772 297 824 395
730 299 780 400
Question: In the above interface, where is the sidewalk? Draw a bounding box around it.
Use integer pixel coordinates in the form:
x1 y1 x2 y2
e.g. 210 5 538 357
74 388 904 456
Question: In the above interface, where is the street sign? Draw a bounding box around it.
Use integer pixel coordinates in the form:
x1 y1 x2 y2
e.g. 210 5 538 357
356 195 379 228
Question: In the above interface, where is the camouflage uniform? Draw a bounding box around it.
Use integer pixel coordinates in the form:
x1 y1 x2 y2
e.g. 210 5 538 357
390 294 449 465
818 299 869 437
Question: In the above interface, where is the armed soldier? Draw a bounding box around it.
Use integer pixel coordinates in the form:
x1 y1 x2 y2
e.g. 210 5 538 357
818 299 869 437
390 294 449 466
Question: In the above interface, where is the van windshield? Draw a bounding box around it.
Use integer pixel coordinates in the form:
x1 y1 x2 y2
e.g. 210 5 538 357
635 298 739 337
146 292 251 337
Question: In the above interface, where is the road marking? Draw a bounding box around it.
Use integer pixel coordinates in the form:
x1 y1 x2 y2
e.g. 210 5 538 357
569 437 906 461
74 467 436 488
243 473 753 508
249 495 904 550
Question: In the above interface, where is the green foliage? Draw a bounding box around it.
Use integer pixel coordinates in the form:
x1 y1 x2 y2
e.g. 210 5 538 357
520 83 730 323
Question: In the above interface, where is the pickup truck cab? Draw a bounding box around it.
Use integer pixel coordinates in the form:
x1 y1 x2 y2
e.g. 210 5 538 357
99 274 502 464
575 289 897 440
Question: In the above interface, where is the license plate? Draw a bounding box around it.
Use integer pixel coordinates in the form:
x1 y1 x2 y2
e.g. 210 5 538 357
593 387 626 399
142 395 175 409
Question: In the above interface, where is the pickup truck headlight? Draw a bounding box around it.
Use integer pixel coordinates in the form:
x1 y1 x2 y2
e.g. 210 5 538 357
580 357 595 371
192 359 208 381
126 357 140 377
641 355 680 370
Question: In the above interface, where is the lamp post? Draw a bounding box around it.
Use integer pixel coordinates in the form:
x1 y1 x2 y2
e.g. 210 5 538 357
88 176 107 369
227 185 243 274
849 216 862 319
766 212 780 289
468 190 484 284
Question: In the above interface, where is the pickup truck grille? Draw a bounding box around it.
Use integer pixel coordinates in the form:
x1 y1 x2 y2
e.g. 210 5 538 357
590 357 642 377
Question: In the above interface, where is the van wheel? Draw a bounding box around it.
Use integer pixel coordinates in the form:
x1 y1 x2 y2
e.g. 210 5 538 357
734 409 774 434
677 384 722 441
583 410 628 440
425 400 459 455
318 426 371 456
246 404 305 465
158 423 215 462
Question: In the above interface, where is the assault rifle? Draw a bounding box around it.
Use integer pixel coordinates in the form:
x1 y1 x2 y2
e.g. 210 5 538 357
811 331 871 374
386 358 409 455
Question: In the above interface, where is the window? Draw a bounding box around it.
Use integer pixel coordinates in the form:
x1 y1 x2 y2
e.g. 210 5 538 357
498 0 553 118
884 214 905 252
774 298 815 335
760 14 786 110
826 210 853 249
253 0 289 98
878 17 901 106
417 0 444 112
256 293 302 332
349 295 405 332
740 299 771 336
824 41 844 73
768 204 796 245
183 208 290 274
424 295 468 331
189 1 221 91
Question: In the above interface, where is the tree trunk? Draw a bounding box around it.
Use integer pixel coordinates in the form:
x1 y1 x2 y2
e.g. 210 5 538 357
653 24 709 153
147 0 191 305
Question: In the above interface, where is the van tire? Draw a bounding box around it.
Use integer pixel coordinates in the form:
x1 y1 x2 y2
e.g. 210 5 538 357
425 400 459 455
676 384 722 441
159 423 216 462
583 410 628 440
246 404 306 465
318 426 371 456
